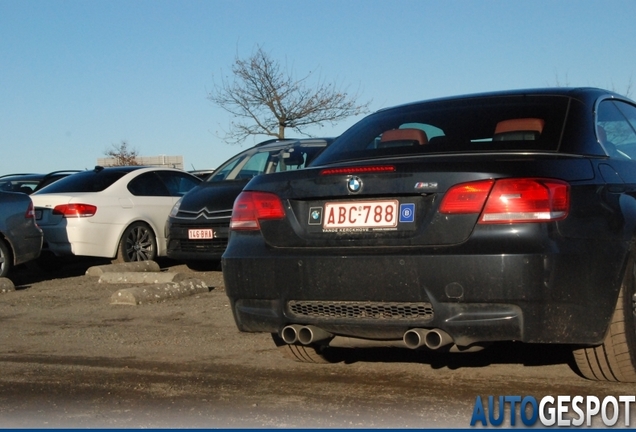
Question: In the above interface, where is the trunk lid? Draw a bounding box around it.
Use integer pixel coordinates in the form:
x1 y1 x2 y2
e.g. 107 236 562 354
246 154 595 248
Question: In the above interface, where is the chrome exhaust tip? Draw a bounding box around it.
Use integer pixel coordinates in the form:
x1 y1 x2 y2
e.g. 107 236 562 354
403 328 431 349
424 329 453 350
297 325 333 345
281 324 303 344
403 328 454 350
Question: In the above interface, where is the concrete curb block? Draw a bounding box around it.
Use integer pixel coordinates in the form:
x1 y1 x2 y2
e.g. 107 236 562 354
0 277 15 293
110 278 210 305
86 260 161 276
98 272 191 284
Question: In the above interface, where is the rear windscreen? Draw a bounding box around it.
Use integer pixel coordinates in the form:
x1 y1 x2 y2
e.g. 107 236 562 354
312 95 570 165
34 169 134 193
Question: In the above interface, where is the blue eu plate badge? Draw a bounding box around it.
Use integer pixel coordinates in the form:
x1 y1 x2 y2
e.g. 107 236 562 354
399 203 415 223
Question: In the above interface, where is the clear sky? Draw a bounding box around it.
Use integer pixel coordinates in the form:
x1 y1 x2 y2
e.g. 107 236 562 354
1 0 635 174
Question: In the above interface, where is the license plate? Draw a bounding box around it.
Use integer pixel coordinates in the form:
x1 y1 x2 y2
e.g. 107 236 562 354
188 229 214 239
323 200 399 229
35 210 43 220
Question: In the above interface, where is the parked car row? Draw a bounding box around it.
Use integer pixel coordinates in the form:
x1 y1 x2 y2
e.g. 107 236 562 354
0 137 332 276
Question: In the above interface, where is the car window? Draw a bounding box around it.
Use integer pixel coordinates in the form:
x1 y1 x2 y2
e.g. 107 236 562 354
34 173 77 192
127 172 171 196
613 101 636 158
618 102 636 131
35 169 132 193
0 180 39 193
207 155 246 182
234 151 271 180
311 95 570 165
596 100 636 159
35 177 62 191
154 171 201 196
275 149 306 172
274 146 326 172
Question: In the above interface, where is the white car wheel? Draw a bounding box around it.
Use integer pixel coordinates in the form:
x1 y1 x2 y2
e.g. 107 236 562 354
115 222 157 263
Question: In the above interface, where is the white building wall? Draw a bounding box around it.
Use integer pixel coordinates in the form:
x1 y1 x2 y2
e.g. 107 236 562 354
97 155 184 169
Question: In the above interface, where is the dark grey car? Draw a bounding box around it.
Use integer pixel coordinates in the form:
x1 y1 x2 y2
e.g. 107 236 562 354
0 191 43 277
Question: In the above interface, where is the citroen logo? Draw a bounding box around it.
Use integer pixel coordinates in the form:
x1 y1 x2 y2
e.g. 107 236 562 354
347 176 362 193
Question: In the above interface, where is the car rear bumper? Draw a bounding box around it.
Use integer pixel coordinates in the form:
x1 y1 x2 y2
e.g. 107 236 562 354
12 228 43 265
41 222 120 258
222 240 624 346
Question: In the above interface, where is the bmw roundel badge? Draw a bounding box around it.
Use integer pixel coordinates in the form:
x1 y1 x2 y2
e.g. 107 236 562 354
347 176 362 193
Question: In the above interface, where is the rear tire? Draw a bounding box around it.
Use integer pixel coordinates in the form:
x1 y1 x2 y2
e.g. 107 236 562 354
271 333 333 364
0 238 12 278
114 222 157 263
572 256 636 382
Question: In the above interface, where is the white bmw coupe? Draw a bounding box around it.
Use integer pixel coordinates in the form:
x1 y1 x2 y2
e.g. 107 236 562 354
31 166 201 263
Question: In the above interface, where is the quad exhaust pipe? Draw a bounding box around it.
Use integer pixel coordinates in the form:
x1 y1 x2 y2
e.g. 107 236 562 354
403 328 453 350
282 325 456 351
281 324 333 345
281 325 482 352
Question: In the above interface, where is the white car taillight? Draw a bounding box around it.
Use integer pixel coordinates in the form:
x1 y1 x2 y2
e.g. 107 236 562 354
52 204 97 218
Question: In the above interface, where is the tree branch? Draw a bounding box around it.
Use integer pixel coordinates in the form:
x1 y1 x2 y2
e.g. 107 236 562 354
208 45 371 144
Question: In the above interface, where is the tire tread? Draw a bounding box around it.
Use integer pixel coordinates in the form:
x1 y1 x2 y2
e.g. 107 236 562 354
573 266 636 382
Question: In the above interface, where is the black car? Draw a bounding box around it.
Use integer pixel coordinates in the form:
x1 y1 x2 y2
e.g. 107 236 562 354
0 170 81 194
166 138 333 267
222 87 636 382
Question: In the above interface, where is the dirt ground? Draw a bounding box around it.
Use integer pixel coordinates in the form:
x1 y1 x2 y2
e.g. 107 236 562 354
1 258 635 428
1 258 249 366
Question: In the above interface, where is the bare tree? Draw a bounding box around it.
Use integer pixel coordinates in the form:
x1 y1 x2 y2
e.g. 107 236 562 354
104 141 140 166
553 71 633 97
209 46 371 145
552 71 570 88
612 75 633 98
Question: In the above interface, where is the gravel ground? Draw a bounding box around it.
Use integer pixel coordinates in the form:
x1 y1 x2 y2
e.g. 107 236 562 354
1 258 249 364
1 258 635 428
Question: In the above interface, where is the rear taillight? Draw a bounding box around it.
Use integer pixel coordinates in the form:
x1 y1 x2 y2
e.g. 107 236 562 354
440 178 569 224
52 204 97 218
480 178 569 223
230 191 285 231
439 179 495 214
25 202 35 219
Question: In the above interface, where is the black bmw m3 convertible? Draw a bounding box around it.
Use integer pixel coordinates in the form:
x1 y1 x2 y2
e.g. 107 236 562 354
222 87 636 382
